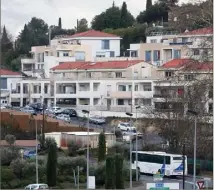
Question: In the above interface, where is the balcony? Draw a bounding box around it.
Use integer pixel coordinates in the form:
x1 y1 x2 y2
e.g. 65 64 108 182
110 91 131 98
21 58 35 64
169 42 193 45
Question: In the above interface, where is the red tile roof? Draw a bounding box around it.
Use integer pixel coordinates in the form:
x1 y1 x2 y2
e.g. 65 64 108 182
51 62 90 70
162 59 192 68
0 69 21 75
51 60 144 71
70 30 120 38
162 59 213 71
182 28 213 35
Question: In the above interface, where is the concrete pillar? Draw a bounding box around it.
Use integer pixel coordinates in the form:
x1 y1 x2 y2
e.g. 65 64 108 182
54 82 57 107
90 98 93 106
20 83 23 107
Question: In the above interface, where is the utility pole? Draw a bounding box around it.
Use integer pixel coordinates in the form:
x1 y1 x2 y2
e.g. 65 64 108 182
183 142 185 190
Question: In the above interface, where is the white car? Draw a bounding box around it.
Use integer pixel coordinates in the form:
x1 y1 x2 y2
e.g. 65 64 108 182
56 114 70 122
89 115 106 124
25 183 49 189
117 122 136 131
46 107 62 114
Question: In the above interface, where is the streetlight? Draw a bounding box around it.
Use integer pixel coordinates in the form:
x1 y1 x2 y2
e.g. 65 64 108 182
82 109 90 189
135 106 141 181
126 112 133 189
31 113 39 184
187 109 198 190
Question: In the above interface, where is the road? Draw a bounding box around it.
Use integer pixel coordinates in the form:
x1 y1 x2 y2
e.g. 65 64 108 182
139 174 213 189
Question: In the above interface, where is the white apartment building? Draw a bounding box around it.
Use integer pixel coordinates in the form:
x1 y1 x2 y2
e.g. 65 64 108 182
21 30 121 79
56 30 121 59
152 59 213 116
11 60 159 112
0 69 23 106
128 27 213 66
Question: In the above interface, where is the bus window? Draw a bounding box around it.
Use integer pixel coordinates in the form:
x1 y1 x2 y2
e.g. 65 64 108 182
173 157 185 160
165 156 171 164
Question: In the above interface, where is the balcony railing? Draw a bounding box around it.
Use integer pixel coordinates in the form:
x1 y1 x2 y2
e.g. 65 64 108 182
169 42 193 45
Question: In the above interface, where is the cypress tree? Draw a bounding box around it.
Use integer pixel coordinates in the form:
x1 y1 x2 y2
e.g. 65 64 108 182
46 143 57 187
146 0 152 10
1 26 13 53
115 154 124 189
120 2 128 28
58 17 62 29
98 132 106 162
105 156 115 189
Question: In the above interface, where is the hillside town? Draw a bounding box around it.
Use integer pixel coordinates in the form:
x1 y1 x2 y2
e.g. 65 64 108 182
0 0 213 189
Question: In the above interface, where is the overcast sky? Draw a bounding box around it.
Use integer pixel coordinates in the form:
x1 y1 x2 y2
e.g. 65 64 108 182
2 0 189 39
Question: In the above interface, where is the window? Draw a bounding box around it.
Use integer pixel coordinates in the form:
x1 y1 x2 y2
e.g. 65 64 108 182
110 51 115 57
75 51 85 61
134 85 138 91
86 72 92 78
128 85 132 91
63 52 69 57
142 98 152 106
203 49 208 56
57 51 60 57
173 157 185 160
145 51 152 62
174 49 181 59
117 99 124 105
153 50 160 61
108 72 112 78
128 99 132 105
118 85 126 91
184 74 194 81
193 49 200 55
115 72 122 78
143 83 152 91
209 103 213 113
0 78 7 89
33 86 37 93
136 153 171 165
150 39 157 43
101 40 110 49
165 71 173 77
44 85 48 94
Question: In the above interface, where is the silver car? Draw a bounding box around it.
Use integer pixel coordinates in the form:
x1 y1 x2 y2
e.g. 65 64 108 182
89 115 106 125
25 183 49 189
20 106 35 114
56 114 70 122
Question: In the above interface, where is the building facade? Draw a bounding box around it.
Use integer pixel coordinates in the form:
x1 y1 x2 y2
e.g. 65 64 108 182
129 28 213 66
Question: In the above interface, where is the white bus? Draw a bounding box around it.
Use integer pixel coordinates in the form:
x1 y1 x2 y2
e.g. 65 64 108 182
132 151 188 176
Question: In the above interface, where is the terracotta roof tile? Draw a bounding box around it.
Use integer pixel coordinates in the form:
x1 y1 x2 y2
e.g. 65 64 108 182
0 69 21 75
162 59 192 68
182 28 213 35
51 60 144 70
51 62 90 70
162 59 213 71
70 30 120 38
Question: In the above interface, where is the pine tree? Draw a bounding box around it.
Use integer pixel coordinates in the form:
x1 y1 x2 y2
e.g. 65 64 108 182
58 17 62 29
1 26 13 53
146 0 152 10
120 2 128 28
105 156 115 189
46 143 57 187
115 154 124 189
98 132 106 162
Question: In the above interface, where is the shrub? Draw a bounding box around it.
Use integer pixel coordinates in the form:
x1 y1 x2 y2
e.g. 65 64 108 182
9 179 21 189
115 129 123 138
115 154 124 189
1 168 16 186
67 140 82 156
5 134 16 145
57 157 73 175
79 175 86 183
105 155 115 189
22 162 36 178
46 143 57 187
94 162 105 186
10 158 27 179
1 147 19 166
98 132 106 162
188 164 201 175
45 137 57 150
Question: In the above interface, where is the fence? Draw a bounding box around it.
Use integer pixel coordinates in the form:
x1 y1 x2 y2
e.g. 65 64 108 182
188 158 213 171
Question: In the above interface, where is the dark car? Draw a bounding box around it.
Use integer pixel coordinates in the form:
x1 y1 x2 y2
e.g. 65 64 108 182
60 108 77 117
28 103 46 112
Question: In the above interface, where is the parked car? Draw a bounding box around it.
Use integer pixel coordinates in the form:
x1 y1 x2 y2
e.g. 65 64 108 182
28 103 46 112
25 183 49 189
46 107 62 114
20 106 36 114
56 114 70 122
60 108 77 117
89 115 106 125
117 122 136 131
